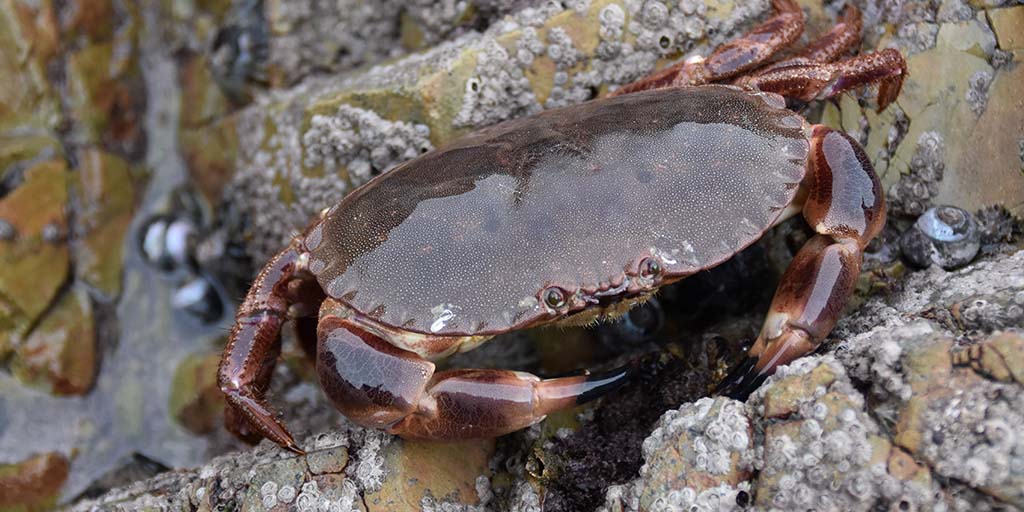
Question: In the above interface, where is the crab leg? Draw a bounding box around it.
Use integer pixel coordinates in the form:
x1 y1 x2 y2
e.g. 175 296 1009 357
757 5 863 71
610 0 804 96
218 241 319 454
720 126 885 399
316 313 632 440
740 48 907 111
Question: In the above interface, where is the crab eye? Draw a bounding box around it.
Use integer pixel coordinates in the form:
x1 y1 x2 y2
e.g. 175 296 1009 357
543 287 567 309
639 257 663 279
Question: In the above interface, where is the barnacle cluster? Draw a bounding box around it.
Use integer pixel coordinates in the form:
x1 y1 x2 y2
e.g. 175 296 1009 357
749 358 939 511
228 102 433 261
888 131 946 218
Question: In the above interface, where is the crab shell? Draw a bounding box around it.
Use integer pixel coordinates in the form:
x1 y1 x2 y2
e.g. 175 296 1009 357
301 85 810 359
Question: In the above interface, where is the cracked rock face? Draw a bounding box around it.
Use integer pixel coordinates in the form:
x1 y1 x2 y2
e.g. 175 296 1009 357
4 0 1023 509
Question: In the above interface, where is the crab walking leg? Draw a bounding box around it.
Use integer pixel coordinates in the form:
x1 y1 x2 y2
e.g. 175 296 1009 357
720 126 885 399
218 242 312 454
316 314 632 440
610 0 803 96
740 48 908 111
756 6 863 72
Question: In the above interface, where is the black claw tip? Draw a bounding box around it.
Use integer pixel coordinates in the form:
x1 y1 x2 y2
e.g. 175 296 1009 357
716 357 768 401
576 365 635 405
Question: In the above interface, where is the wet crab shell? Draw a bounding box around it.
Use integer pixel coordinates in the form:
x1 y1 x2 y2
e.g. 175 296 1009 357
304 85 810 337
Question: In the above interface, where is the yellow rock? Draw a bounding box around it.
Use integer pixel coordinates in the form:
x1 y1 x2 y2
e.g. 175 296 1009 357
10 285 96 396
0 0 60 134
364 439 493 511
72 148 137 299
762 364 837 419
65 40 143 149
942 53 1024 215
168 351 224 434
0 160 70 346
988 6 1024 50
0 452 69 512
935 13 997 59
181 114 240 204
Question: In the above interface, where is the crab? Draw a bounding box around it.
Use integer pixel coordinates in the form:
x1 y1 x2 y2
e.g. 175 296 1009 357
219 0 904 454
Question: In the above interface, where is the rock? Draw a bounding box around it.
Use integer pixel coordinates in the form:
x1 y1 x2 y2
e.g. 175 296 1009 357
751 357 939 511
57 0 117 42
634 398 754 511
0 0 60 135
50 396 500 511
0 135 63 184
75 453 170 502
71 148 138 299
10 285 97 396
178 49 239 201
7 0 1024 508
895 330 1024 506
832 5 1024 217
945 48 1024 214
987 6 1023 50
261 0 527 89
364 439 494 511
177 50 240 203
602 357 944 511
168 351 224 434
0 160 71 355
602 251 1024 511
65 426 493 512
305 444 349 476
0 452 70 512
180 115 240 205
263 0 404 87
935 12 997 59
64 39 146 157
952 331 1024 385
241 452 310 510
178 51 233 129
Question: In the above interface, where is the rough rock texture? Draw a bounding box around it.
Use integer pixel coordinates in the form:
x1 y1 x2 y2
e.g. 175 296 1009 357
67 425 499 512
820 1 1024 218
66 249 1024 511
0 452 70 512
0 0 146 395
262 0 537 88
3 0 1024 508
601 251 1024 512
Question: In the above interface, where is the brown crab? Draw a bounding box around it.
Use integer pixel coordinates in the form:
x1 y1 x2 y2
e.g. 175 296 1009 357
219 0 904 453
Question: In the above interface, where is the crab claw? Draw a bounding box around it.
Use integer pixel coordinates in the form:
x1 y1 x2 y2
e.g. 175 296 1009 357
717 328 816 400
716 355 763 400
316 312 634 440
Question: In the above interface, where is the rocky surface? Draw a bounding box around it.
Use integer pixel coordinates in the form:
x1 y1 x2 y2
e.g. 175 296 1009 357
603 250 1024 511
1 0 1023 510
67 249 1024 512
